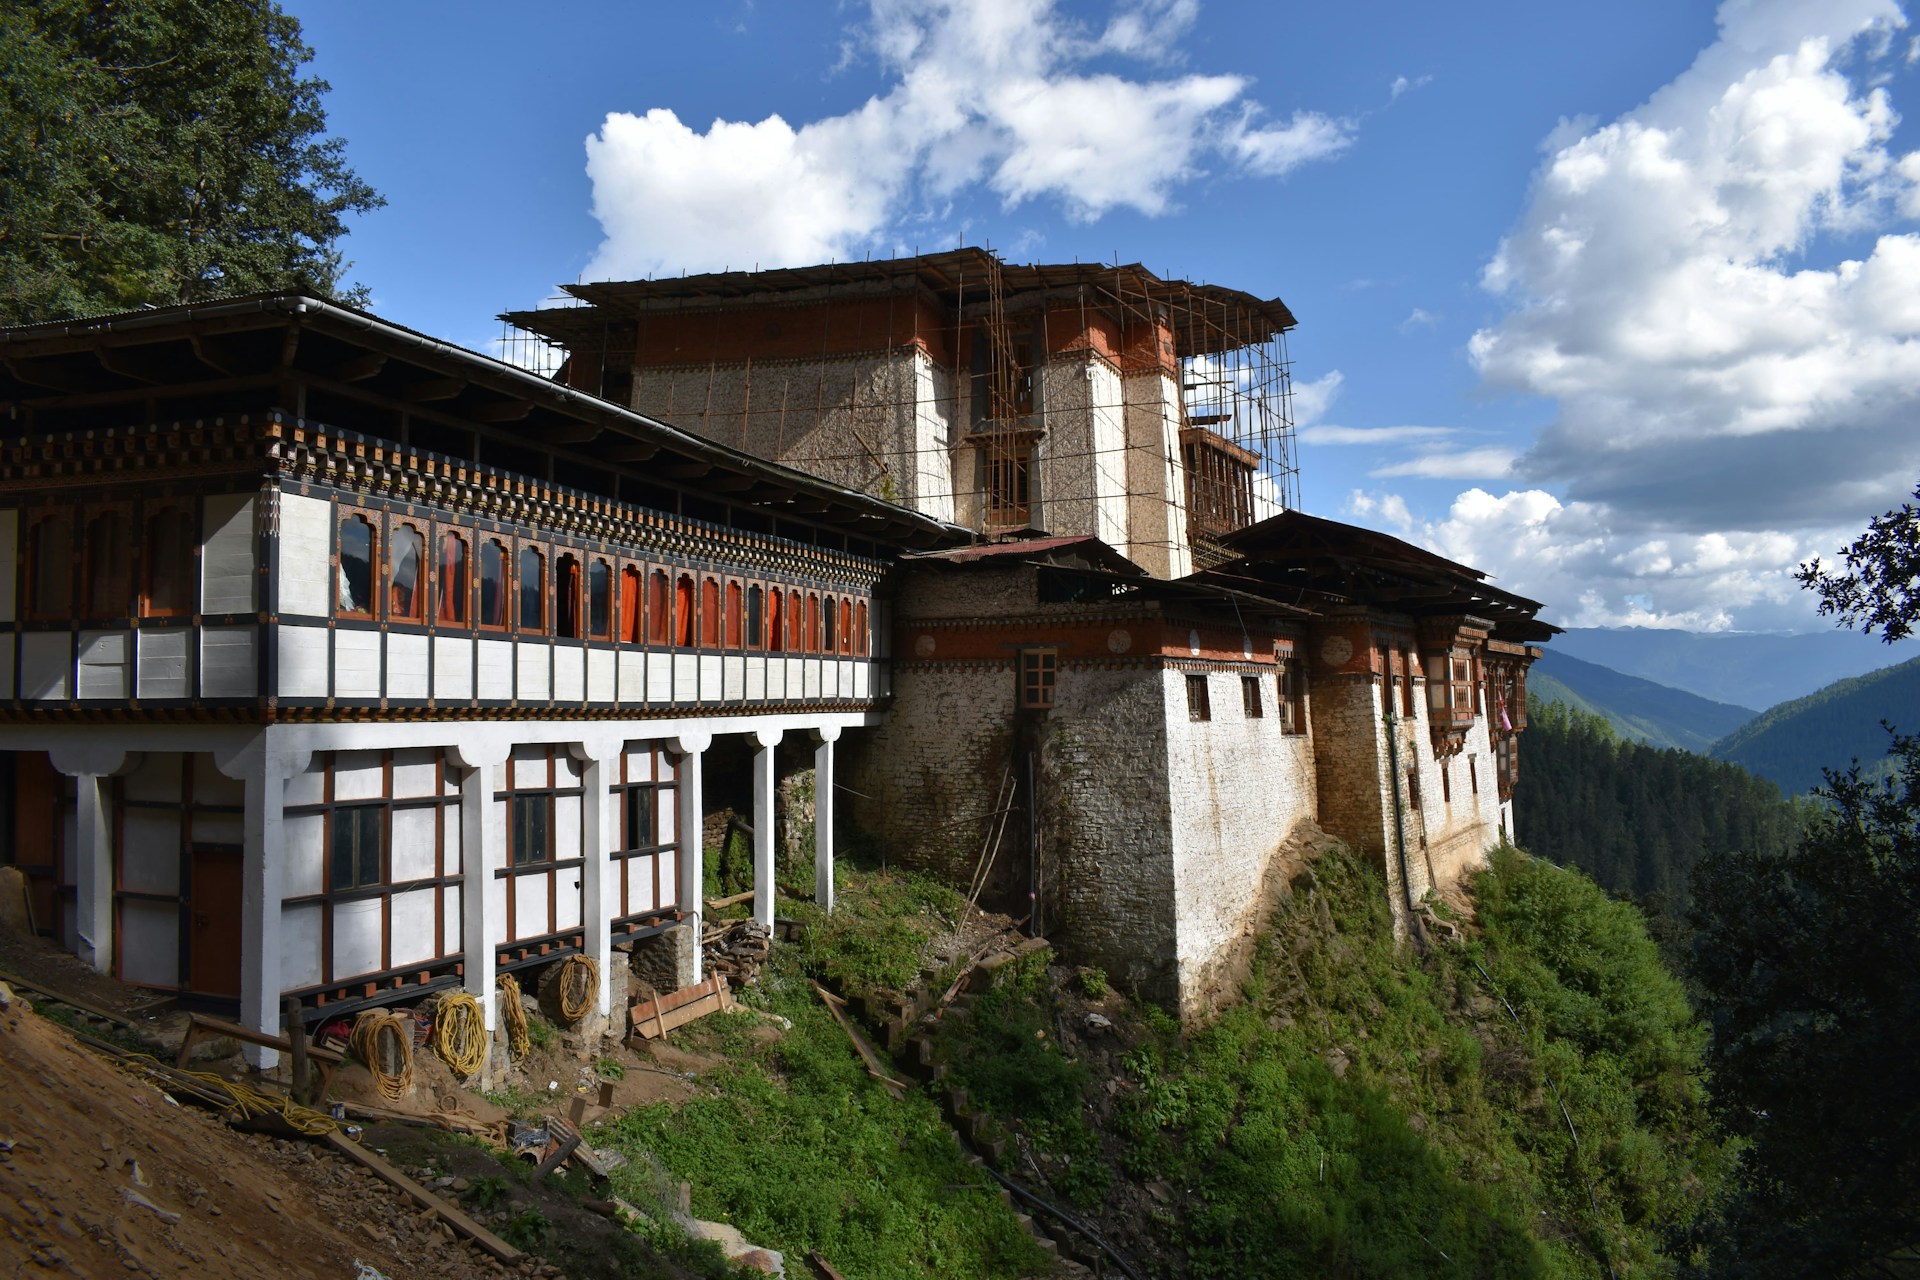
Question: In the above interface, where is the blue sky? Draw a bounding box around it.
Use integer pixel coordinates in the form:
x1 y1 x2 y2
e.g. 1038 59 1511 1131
287 0 1920 636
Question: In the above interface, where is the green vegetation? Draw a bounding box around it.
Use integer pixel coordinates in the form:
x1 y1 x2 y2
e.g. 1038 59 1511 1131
0 0 382 323
1515 696 1808 924
598 865 1047 1279
1709 652 1920 795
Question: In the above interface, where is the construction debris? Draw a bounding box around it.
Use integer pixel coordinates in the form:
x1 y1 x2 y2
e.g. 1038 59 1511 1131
702 918 772 986
629 975 737 1043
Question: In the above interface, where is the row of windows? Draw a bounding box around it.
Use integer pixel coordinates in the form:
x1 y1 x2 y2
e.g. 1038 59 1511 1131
1185 666 1308 733
19 504 197 621
336 509 871 656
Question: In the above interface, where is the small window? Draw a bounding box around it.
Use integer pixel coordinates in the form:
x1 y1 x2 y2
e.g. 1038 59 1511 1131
620 565 642 643
855 601 869 656
1186 673 1211 721
329 806 384 891
1402 649 1417 717
588 559 611 639
788 590 804 651
725 581 743 649
510 794 551 867
337 514 375 616
517 545 545 633
478 538 509 629
1441 762 1451 805
436 532 469 625
143 506 196 617
389 523 424 621
1470 757 1479 796
1277 659 1307 735
807 593 821 653
622 786 656 852
1242 675 1263 718
555 553 582 639
25 512 74 619
647 569 669 645
823 594 837 652
766 586 784 653
746 585 763 650
675 575 695 647
699 577 720 648
85 510 130 617
840 599 854 655
1019 649 1057 709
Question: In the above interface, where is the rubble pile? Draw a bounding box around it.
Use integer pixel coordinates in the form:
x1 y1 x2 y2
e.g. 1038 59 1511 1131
700 919 772 986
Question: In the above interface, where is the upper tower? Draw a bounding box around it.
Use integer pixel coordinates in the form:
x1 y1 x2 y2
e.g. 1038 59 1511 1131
503 248 1300 579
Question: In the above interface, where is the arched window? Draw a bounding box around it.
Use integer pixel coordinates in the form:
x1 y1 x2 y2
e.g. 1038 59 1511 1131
725 581 743 649
766 588 782 653
855 601 869 656
436 532 469 625
142 506 196 618
674 575 694 647
478 538 508 629
620 565 642 643
85 510 130 617
588 560 612 640
807 594 822 653
389 523 425 621
337 514 375 617
517 545 545 633
788 590 804 651
746 586 763 650
647 569 670 645
840 599 855 655
699 578 720 648
26 513 73 618
555 553 582 639
822 594 837 653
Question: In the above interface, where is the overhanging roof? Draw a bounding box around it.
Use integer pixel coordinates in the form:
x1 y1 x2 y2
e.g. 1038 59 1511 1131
503 247 1297 359
0 294 972 551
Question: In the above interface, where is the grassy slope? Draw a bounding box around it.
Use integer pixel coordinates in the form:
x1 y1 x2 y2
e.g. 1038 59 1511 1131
1710 653 1920 794
1530 652 1757 752
932 846 1725 1278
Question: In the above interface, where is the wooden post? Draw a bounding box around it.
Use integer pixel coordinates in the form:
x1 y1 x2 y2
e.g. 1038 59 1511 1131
283 994 309 1105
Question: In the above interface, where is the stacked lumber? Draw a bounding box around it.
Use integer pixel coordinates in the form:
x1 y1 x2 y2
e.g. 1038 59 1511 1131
702 919 771 986
628 975 736 1043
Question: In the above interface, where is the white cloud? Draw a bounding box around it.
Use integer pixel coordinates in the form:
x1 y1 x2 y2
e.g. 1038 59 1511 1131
1349 487 1835 630
582 0 1354 279
1290 369 1344 426
1399 306 1439 331
1299 423 1456 446
1470 0 1920 538
1369 446 1518 479
1389 73 1433 101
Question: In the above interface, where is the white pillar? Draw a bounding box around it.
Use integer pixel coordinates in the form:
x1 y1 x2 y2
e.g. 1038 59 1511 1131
214 733 309 1070
570 736 622 1019
752 729 783 930
449 741 510 1033
48 744 132 977
671 732 710 984
813 726 840 914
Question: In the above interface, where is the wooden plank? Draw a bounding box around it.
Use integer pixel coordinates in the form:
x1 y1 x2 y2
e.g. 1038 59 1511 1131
813 983 907 1100
176 1014 345 1069
322 1131 522 1264
809 1251 850 1280
628 977 735 1041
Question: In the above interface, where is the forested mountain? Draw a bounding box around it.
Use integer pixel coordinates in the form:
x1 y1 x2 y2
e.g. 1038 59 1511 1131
1710 654 1920 795
1530 651 1757 751
1554 626 1919 708
1514 696 1807 915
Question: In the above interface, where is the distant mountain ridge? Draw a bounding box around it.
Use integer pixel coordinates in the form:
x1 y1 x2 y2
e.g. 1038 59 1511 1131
1529 652 1757 753
1710 654 1920 795
1552 626 1920 709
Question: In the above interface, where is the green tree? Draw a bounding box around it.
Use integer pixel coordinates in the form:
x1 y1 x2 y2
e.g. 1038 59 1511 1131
1795 482 1920 643
0 0 381 323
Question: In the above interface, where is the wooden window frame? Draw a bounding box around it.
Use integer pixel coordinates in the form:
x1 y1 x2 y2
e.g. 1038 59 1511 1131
587 557 613 641
476 536 511 632
335 507 379 620
554 551 583 640
766 587 784 653
746 584 764 651
83 504 133 620
23 510 75 621
387 519 427 623
613 749 679 929
854 601 869 657
140 503 197 619
699 577 721 648
674 574 695 648
619 562 643 645
788 590 804 652
1019 648 1057 710
1242 675 1263 719
1186 672 1212 722
516 542 547 636
434 528 470 627
647 568 670 646
724 580 743 649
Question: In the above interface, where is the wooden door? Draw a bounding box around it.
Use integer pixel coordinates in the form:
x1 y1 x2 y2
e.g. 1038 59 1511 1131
5 752 64 937
187 845 243 998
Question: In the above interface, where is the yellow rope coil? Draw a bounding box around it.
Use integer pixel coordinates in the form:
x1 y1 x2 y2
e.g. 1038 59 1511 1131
558 954 600 1025
349 1009 415 1104
497 973 530 1061
112 1054 338 1136
432 991 490 1078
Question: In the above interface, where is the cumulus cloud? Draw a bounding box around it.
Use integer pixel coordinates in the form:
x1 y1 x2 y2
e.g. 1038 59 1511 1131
1471 0 1920 537
1290 369 1344 427
582 0 1354 279
1350 487 1836 630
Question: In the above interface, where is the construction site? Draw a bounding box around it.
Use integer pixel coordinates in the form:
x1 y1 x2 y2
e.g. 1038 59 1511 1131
502 248 1302 578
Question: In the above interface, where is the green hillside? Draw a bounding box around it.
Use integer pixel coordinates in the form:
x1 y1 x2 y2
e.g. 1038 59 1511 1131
1530 652 1757 752
1710 653 1920 795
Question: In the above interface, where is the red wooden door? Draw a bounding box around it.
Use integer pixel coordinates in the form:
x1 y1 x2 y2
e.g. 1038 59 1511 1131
187 845 243 998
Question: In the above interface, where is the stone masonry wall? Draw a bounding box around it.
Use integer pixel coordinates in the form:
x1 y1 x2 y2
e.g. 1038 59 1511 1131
1162 665 1317 1018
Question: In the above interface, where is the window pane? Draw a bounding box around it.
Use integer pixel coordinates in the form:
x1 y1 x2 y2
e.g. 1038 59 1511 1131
624 787 654 850
518 547 544 632
823 595 837 652
556 555 581 638
589 560 612 639
437 533 469 624
390 525 424 620
700 579 720 647
86 511 129 617
648 570 669 645
621 566 642 643
330 807 382 891
29 514 73 616
675 576 694 647
338 517 373 614
855 602 868 656
145 507 195 616
479 541 507 626
356 809 383 886
724 582 742 649
512 795 549 866
767 589 783 653
746 586 763 650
